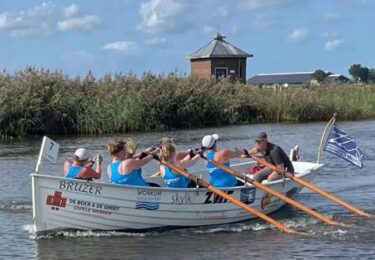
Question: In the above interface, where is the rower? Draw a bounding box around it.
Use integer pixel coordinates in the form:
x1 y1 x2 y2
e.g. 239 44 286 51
201 134 246 187
247 132 295 183
107 138 158 186
64 148 102 180
159 140 200 188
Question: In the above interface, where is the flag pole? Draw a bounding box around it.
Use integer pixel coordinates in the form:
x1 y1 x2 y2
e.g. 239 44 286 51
317 113 337 164
35 136 47 174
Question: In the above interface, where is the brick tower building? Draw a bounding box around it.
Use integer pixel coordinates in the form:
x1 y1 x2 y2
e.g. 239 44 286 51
187 33 252 84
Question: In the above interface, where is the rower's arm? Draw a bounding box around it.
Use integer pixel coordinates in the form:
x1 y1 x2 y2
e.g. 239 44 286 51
179 154 200 168
63 160 69 176
247 146 259 155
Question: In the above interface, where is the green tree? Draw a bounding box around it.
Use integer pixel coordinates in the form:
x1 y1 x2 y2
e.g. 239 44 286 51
311 69 330 82
349 64 369 82
368 68 375 82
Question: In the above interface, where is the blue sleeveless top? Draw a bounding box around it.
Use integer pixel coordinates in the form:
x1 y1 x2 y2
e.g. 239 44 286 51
109 160 149 186
162 165 190 188
65 163 83 179
206 151 237 187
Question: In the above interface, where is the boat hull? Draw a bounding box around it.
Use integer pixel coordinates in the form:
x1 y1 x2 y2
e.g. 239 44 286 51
31 162 322 233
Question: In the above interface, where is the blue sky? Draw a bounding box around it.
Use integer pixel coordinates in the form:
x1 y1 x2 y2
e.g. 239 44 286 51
0 0 374 78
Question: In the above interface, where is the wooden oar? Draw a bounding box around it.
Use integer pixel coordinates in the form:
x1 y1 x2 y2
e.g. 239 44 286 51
151 155 298 234
199 154 339 226
150 171 161 177
251 156 374 219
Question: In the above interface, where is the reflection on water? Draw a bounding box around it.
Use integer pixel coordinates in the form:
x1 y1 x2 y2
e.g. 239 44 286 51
0 120 375 259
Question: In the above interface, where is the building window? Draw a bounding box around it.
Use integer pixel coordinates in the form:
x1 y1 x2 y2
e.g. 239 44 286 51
215 67 228 79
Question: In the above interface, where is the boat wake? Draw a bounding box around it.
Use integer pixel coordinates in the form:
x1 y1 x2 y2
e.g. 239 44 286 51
188 216 322 235
27 215 324 240
322 229 348 240
0 202 32 213
25 224 153 240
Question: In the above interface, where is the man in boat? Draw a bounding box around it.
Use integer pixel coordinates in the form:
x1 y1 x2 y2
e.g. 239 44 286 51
107 138 158 186
159 140 200 188
247 132 294 183
202 134 246 187
64 148 102 180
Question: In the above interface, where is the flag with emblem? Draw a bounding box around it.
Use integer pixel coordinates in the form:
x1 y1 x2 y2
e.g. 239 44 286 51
323 123 364 168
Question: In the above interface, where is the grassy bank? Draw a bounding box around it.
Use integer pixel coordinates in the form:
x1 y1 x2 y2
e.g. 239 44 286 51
0 67 374 138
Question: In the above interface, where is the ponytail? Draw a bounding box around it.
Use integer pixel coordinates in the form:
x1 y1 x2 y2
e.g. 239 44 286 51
159 142 175 161
107 138 126 155
125 138 137 158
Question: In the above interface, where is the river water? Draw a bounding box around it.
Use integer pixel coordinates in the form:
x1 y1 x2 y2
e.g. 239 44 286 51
1 121 374 259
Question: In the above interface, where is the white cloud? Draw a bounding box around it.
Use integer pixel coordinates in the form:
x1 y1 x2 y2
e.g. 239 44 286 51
0 14 7 29
63 4 79 18
57 15 101 31
288 28 309 42
324 39 344 51
137 0 187 33
0 2 56 36
102 41 138 52
144 37 167 46
0 3 100 37
238 0 306 10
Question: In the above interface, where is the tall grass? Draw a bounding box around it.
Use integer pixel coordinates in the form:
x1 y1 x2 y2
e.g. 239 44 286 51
0 67 374 138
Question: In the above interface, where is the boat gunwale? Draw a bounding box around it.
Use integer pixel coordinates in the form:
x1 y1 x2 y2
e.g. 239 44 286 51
30 161 324 192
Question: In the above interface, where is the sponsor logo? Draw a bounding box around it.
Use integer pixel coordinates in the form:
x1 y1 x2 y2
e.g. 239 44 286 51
204 190 234 204
137 189 162 197
68 198 119 216
261 193 272 209
135 201 159 210
46 191 67 210
171 193 195 205
135 189 162 210
240 188 256 204
58 181 102 196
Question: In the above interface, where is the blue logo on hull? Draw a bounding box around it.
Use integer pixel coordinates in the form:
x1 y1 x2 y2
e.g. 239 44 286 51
135 201 159 210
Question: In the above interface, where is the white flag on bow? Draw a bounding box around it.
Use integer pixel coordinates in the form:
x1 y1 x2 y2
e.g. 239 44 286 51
35 136 60 173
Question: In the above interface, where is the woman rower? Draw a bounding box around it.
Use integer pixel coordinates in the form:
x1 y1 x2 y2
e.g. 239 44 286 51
107 138 158 186
64 148 102 180
159 140 200 188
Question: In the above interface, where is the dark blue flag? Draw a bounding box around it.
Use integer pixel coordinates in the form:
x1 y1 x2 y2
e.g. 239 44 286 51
323 124 364 168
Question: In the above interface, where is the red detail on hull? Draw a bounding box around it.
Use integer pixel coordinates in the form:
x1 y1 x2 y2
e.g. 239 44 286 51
46 191 67 210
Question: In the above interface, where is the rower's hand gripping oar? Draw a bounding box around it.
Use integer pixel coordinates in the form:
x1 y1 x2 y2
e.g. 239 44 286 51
150 147 195 178
251 156 374 219
197 149 339 226
150 154 299 234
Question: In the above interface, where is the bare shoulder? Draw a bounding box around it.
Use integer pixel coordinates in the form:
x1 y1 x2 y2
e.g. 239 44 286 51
215 149 231 160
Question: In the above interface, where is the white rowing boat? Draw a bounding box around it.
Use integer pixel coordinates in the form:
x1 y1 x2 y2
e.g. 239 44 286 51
31 161 323 234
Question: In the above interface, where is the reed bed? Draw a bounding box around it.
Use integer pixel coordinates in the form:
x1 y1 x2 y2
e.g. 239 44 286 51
0 67 374 138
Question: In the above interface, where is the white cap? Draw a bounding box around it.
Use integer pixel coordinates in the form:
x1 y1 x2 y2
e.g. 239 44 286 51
74 148 90 161
202 134 219 149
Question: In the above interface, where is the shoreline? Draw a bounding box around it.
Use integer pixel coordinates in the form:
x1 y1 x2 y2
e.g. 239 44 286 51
1 68 374 139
